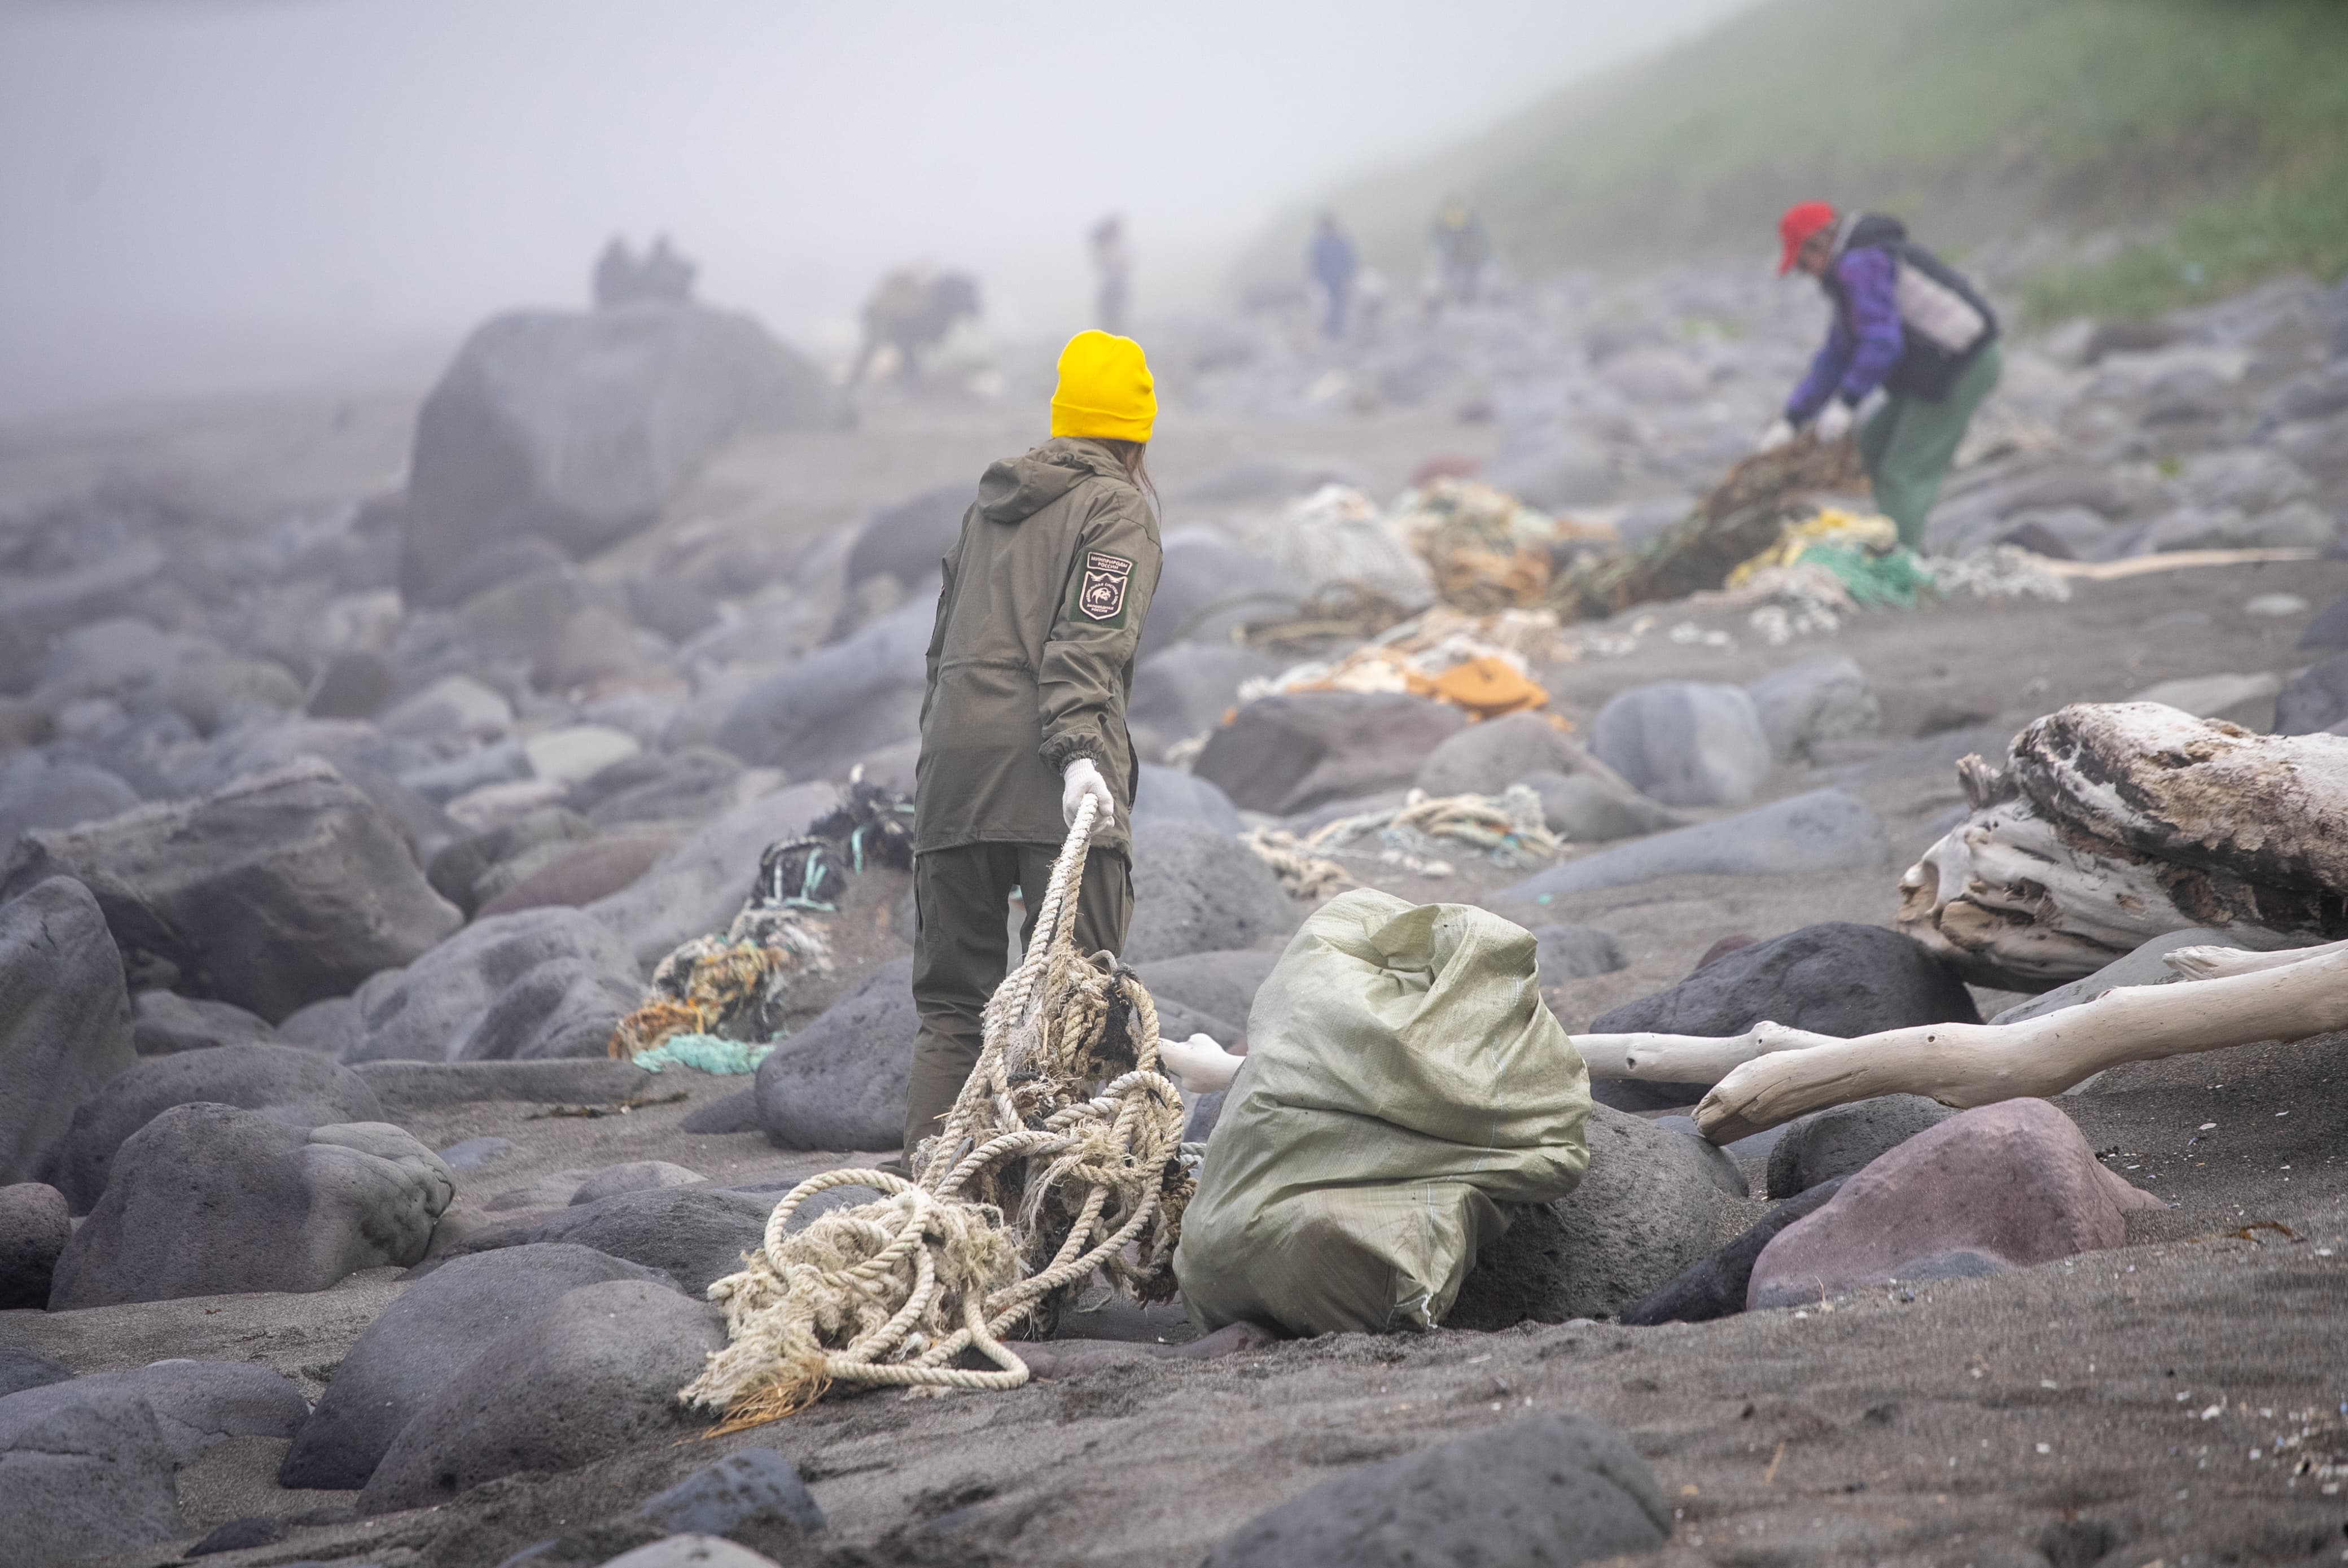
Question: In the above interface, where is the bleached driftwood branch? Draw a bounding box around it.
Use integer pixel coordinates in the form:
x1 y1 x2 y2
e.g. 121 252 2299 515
1671 941 2348 1144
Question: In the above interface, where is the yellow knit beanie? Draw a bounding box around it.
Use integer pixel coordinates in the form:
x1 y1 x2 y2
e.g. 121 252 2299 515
1049 330 1155 443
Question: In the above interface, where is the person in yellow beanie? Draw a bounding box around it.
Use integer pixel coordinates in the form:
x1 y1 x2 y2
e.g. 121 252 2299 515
903 330 1164 1159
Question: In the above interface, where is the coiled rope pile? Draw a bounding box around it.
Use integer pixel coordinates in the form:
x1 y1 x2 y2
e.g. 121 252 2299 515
678 796 1193 1431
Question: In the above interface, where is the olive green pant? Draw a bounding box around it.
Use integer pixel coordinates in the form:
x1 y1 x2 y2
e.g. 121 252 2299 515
1860 339 2003 551
904 841 1133 1158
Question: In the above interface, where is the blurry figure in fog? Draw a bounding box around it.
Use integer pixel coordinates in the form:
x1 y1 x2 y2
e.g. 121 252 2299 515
639 234 698 303
850 268 984 386
1308 212 1360 340
591 236 641 308
1090 215 1132 335
1427 196 1491 308
1755 202 2002 551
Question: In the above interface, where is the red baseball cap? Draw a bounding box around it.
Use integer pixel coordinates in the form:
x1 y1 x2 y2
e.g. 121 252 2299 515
1777 202 1837 274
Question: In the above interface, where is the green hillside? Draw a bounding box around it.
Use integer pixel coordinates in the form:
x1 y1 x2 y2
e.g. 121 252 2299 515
1256 0 2348 323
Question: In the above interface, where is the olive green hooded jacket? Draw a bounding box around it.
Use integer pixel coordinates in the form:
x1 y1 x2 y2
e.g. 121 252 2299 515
914 437 1162 859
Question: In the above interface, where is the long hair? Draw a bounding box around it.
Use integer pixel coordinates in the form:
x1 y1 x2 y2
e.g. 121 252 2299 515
1096 437 1159 518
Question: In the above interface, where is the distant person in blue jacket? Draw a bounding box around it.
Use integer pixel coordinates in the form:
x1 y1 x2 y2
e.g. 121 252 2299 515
1308 212 1360 340
1756 202 2002 550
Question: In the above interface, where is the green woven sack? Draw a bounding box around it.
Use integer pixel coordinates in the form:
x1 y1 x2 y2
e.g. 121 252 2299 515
1174 889 1591 1335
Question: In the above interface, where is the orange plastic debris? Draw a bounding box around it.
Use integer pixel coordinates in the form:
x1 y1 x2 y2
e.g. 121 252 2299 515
1423 655 1548 720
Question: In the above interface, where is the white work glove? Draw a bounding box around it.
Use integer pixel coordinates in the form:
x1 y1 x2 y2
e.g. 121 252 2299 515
1158 1031 1242 1095
1754 417 1795 453
1061 757 1114 829
1813 400 1855 442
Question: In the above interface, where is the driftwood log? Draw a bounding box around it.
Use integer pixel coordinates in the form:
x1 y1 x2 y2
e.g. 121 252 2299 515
1896 703 2348 991
1574 939 2348 1144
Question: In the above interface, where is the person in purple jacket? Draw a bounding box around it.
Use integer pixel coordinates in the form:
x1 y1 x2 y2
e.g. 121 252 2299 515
1756 202 2003 550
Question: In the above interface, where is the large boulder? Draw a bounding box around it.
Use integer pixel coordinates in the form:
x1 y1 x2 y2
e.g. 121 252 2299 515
129 989 278 1055
1124 818 1298 963
0 1386 182 1567
1138 533 1289 659
1493 789 1889 901
335 906 641 1064
1516 769 1685 844
0 1360 306 1467
841 484 969 598
1202 1412 1669 1568
0 759 462 1022
1746 654 1881 763
1194 692 1465 817
1530 923 1626 982
51 1043 386 1212
589 783 834 972
48 1106 454 1308
358 1280 725 1513
280 1242 673 1490
0 759 141 846
1587 681 1773 807
1448 1105 1745 1326
1594 923 1979 1040
1748 1098 2159 1308
1764 1094 1957 1199
0 1183 70 1308
1412 711 1592 798
756 957 914 1151
456 1186 772 1293
713 600 932 778
1129 763 1244 836
0 878 135 1184
400 302 848 606
2273 650 2348 736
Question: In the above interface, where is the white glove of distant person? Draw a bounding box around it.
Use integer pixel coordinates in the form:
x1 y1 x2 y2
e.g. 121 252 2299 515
1061 757 1115 829
1754 417 1795 453
1813 400 1855 442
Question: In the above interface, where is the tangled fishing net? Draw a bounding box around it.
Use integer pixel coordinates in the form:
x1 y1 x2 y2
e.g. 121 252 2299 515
677 796 1192 1430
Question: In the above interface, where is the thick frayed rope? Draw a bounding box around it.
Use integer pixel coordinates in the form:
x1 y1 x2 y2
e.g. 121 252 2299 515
677 796 1191 1430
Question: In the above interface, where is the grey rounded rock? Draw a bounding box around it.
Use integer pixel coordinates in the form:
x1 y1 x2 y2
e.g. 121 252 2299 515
52 1042 386 1211
1516 769 1685 844
1746 654 1881 763
0 877 135 1185
281 1242 673 1491
460 1186 773 1294
0 760 140 846
755 956 913 1151
1129 763 1243 837
571 1160 707 1205
1193 691 1464 817
49 1107 454 1308
0 1182 72 1308
1620 1176 1847 1326
1766 1094 1958 1199
713 599 931 778
1124 818 1298 964
0 1347 73 1398
1593 922 1979 1043
637 1447 825 1538
0 1359 308 1466
129 990 278 1055
0 1385 182 1567
1132 949 1281 1036
1530 924 1626 983
1448 1105 1743 1327
1412 710 1585 798
358 1280 725 1514
1495 790 1890 901
1202 1411 1670 1567
340 906 639 1065
1588 681 1772 807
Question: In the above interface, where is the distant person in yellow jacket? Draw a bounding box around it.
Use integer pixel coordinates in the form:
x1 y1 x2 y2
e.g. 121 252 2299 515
903 331 1163 1159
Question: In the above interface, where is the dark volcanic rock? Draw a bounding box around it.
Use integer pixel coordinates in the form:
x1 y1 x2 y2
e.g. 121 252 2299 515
1412 710 1591 798
1749 1099 2159 1309
842 483 969 597
1531 924 1626 982
1132 949 1282 1036
1588 923 1972 1113
0 1347 73 1398
2273 650 2348 736
475 834 676 918
456 1186 770 1293
358 1280 724 1513
0 1182 71 1308
1 759 462 1022
1125 818 1299 964
1516 768 1686 843
0 759 141 846
1620 1177 1846 1326
1448 1106 1741 1328
49 1106 453 1308
53 1042 386 1212
638 1447 826 1538
0 877 135 1183
1193 691 1465 816
713 599 931 778
0 1360 307 1466
1201 1412 1670 1567
755 956 913 1150
339 906 639 1065
401 301 848 606
0 1385 182 1567
281 1242 672 1491
1588 680 1773 807
1494 789 1889 900
1128 643 1284 757
1765 1094 1959 1199
1747 653 1881 763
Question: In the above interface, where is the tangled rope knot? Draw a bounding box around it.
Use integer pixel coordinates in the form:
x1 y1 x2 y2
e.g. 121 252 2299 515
678 796 1193 1431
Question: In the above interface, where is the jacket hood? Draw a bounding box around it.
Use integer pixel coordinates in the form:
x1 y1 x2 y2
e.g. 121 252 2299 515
1838 212 1909 255
975 437 1132 525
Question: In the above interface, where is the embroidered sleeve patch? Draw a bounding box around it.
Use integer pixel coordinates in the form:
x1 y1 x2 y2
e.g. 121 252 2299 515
1074 551 1134 625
